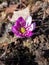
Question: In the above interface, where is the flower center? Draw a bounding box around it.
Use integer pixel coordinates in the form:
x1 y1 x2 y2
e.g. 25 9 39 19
20 27 26 33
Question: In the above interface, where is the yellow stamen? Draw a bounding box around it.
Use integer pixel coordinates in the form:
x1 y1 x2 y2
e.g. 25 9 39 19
20 27 26 33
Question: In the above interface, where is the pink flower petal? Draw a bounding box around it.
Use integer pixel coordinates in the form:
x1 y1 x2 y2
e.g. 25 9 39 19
15 17 26 27
12 26 19 34
26 22 36 31
25 31 33 37
26 16 32 27
12 26 25 38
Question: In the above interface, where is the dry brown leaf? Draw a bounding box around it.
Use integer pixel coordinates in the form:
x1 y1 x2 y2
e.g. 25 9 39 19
46 8 49 15
0 4 18 22
31 1 42 13
8 5 30 22
5 4 18 14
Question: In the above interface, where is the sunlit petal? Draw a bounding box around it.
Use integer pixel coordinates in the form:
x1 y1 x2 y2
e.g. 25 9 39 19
25 31 33 37
26 22 36 31
26 16 32 27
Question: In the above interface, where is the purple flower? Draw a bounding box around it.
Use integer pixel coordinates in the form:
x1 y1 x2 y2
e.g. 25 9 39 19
12 16 36 38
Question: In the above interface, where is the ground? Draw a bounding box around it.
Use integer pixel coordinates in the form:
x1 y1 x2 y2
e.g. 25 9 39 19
0 0 49 65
